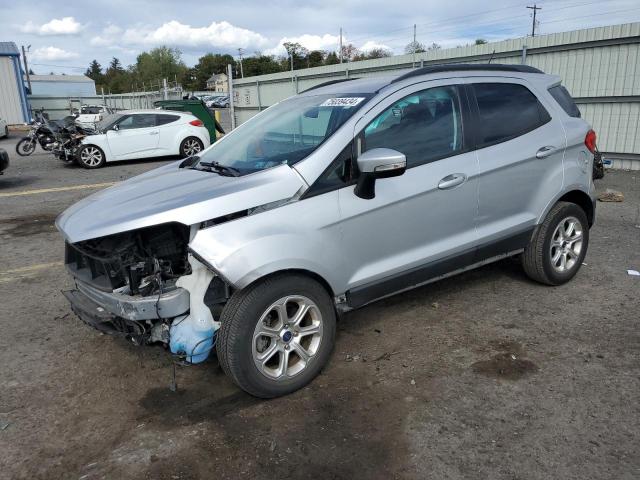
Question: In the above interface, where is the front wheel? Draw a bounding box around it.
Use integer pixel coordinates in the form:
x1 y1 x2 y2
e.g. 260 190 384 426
217 274 336 398
522 202 589 285
77 145 106 169
16 138 36 156
180 137 204 158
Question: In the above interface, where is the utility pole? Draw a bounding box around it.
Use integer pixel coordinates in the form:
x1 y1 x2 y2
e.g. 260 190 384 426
527 4 542 37
21 45 32 92
339 27 343 64
412 24 417 68
237 48 244 78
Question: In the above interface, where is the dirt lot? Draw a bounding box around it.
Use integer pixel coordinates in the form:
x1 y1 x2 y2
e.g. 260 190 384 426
0 133 638 480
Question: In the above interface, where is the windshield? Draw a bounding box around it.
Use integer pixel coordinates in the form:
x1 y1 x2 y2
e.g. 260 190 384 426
196 93 371 175
95 113 122 131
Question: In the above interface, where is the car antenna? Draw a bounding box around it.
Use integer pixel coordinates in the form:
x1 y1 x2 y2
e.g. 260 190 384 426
487 50 496 64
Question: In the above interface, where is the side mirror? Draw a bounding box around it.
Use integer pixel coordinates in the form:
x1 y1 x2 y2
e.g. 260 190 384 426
111 124 119 131
354 148 406 199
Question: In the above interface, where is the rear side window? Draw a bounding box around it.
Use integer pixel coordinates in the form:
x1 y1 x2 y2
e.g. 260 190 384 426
473 83 551 147
155 114 180 126
548 85 581 118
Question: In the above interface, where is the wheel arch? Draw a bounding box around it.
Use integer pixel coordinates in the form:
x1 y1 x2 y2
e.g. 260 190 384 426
241 268 336 301
539 187 595 227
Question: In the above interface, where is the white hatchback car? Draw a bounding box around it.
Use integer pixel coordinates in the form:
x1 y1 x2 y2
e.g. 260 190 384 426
77 110 211 168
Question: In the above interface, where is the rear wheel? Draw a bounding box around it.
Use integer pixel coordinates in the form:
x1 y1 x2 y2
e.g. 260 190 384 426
16 138 36 156
522 202 589 285
180 137 204 158
77 145 106 169
217 274 336 398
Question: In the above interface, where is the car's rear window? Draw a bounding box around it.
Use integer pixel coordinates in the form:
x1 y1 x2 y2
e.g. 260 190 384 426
548 85 581 118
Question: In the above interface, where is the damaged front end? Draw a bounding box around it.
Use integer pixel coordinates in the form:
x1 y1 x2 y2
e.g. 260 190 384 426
62 222 228 363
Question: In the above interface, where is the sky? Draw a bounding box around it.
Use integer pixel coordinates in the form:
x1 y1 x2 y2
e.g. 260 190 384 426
2 0 640 75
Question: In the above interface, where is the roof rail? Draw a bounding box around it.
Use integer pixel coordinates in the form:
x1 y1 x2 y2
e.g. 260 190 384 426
301 77 357 93
391 63 544 84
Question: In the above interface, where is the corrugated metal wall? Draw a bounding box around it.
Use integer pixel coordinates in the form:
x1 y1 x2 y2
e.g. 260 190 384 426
0 57 26 124
232 22 640 169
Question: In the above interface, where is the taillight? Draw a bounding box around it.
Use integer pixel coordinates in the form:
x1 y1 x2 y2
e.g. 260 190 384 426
585 129 596 153
189 119 204 127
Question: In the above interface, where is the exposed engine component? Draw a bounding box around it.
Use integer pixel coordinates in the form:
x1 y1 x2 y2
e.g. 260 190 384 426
65 223 190 296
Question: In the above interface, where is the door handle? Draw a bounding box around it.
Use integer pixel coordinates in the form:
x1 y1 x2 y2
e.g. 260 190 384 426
149 131 159 135
438 173 467 190
536 146 556 158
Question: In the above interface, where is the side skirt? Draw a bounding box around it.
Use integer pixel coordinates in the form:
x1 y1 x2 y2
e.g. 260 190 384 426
343 228 534 310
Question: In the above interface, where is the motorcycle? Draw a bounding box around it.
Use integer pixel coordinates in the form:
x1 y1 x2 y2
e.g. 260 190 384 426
51 124 92 164
15 114 77 157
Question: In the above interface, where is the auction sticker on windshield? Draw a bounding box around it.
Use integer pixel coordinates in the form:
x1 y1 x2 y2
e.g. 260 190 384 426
320 97 365 107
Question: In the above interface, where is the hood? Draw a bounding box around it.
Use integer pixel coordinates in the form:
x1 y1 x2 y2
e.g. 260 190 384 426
57 162 306 243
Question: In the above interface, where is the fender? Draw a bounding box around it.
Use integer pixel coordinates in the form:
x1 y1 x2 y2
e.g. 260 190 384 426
188 191 347 295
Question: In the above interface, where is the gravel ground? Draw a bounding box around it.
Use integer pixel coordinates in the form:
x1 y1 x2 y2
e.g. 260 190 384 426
0 133 638 480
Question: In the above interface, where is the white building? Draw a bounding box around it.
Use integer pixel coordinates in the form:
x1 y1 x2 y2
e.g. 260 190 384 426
206 73 228 92
0 42 30 124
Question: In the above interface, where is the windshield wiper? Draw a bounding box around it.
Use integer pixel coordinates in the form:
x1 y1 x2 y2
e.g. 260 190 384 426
198 161 241 177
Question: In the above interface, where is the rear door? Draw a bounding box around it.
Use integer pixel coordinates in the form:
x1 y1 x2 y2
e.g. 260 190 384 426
106 113 160 159
469 80 565 254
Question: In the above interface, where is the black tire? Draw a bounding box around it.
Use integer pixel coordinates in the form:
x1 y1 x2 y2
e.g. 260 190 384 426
522 201 589 285
217 274 336 398
3 126 8 138
77 144 106 169
16 138 36 156
179 137 204 158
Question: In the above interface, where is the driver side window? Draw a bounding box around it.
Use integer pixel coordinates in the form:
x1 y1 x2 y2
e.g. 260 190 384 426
363 85 464 168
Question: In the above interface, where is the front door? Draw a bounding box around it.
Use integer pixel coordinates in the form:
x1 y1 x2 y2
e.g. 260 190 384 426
336 82 480 306
107 113 160 159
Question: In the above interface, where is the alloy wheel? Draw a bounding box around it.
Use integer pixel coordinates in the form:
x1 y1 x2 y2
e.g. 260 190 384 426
550 216 583 273
183 139 202 156
80 147 103 167
252 295 323 380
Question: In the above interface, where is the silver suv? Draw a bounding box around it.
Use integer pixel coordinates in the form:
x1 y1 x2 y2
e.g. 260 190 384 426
57 64 596 398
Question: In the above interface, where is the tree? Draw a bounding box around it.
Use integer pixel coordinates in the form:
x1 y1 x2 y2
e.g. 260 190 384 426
85 59 103 89
307 50 325 68
364 48 392 59
132 46 188 86
324 51 340 65
188 53 235 89
242 54 283 77
28 68 35 75
283 42 309 70
405 41 426 54
340 43 359 62
475 39 488 45
104 57 130 93
427 42 442 51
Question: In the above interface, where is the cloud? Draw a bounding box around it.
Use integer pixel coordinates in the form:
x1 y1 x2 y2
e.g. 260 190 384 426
359 40 391 52
90 25 123 47
91 20 269 50
21 17 83 35
265 33 340 56
31 46 79 61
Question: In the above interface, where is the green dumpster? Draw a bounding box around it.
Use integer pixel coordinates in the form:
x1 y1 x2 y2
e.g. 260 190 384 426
154 99 225 143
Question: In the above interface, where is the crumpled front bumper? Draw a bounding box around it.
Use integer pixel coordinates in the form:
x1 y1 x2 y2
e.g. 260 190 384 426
64 278 190 324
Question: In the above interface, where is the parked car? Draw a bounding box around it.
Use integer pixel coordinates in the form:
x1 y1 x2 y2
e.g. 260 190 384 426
0 148 8 174
57 64 596 397
74 109 211 168
211 95 230 108
0 116 8 138
74 105 112 128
